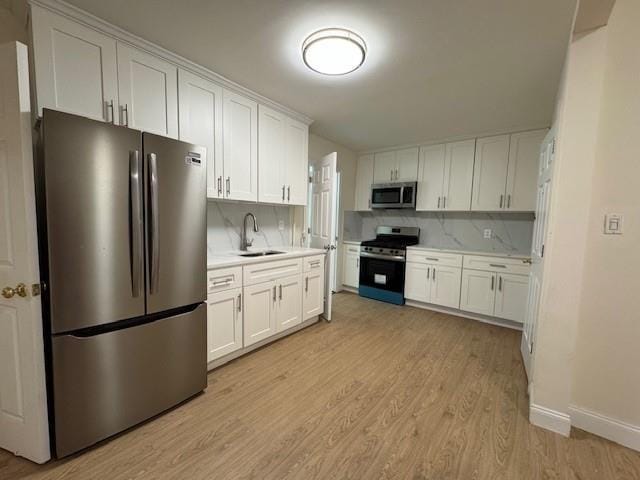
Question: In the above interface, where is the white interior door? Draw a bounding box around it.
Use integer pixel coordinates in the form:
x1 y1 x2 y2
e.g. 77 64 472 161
309 153 337 320
0 42 50 464
522 128 556 378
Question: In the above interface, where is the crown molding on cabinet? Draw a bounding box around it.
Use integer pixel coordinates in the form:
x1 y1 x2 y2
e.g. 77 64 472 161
358 124 551 156
27 0 314 126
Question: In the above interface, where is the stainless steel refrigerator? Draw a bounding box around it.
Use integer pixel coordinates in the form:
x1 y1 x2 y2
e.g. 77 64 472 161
36 109 207 458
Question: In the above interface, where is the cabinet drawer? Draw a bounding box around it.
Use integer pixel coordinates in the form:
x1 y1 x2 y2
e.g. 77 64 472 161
406 250 463 267
243 258 302 286
343 244 361 254
463 255 531 275
208 266 243 293
304 255 324 272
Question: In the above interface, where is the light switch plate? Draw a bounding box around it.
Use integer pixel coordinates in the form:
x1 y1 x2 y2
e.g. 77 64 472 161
483 229 492 239
604 213 623 235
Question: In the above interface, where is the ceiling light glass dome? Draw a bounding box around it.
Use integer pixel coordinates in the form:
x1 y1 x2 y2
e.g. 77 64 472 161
302 28 367 76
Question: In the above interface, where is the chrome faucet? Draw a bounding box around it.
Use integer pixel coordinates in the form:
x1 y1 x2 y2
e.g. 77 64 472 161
241 213 259 251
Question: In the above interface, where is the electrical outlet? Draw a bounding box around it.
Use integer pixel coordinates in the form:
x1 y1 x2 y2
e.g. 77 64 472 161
278 220 285 231
483 229 492 239
604 213 623 235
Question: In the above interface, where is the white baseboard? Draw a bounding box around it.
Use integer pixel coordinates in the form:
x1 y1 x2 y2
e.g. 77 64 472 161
530 403 571 437
570 405 640 452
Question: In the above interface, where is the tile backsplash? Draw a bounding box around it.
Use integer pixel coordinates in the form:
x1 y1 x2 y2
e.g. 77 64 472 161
343 210 534 255
207 201 292 256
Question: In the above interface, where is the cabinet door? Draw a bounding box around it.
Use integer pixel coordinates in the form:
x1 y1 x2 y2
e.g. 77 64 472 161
373 151 397 183
258 105 286 203
430 266 462 309
342 253 360 288
416 144 445 210
276 275 302 332
505 130 547 211
443 140 475 210
206 288 242 362
460 270 496 316
303 266 324 320
285 117 309 205
31 6 119 122
396 148 419 181
178 69 223 199
223 89 258 201
243 281 276 346
117 43 178 137
354 155 374 211
404 262 430 302
471 135 510 211
494 273 529 323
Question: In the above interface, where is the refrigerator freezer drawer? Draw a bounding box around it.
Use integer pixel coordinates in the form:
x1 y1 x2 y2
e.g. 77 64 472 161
51 304 206 457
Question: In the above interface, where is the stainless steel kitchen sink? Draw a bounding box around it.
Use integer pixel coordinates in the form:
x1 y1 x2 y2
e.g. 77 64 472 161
238 250 285 257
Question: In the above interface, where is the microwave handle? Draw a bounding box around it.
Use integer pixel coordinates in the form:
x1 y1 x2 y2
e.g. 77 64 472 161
400 185 404 204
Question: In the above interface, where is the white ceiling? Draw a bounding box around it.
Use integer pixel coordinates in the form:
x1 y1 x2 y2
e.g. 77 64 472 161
64 0 577 152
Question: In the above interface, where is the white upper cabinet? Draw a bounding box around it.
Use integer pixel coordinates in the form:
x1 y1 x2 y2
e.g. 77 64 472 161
117 43 178 137
471 134 510 211
416 144 445 210
31 5 119 123
258 105 286 203
178 69 223 199
395 148 419 181
354 155 374 211
505 129 547 211
223 89 258 201
284 117 309 205
258 106 309 205
373 148 418 183
416 140 474 211
442 140 475 210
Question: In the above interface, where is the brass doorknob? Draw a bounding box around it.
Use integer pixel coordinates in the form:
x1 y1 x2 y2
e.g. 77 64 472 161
2 283 27 299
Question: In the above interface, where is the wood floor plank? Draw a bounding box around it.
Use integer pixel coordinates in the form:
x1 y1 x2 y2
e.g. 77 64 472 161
1 292 639 480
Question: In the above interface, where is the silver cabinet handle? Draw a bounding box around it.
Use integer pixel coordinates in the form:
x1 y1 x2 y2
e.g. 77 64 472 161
106 100 114 124
212 278 232 286
129 150 143 297
217 176 222 196
425 257 439 262
499 194 504 209
432 268 436 281
498 276 503 292
443 196 446 209
122 103 129 127
282 185 285 201
287 186 291 202
390 169 393 181
437 197 441 208
507 194 511 208
237 293 242 312
305 276 309 292
273 285 276 302
279 284 283 300
148 153 159 294
489 264 506 268
226 177 231 196
491 275 495 291
356 257 359 268
426 267 430 279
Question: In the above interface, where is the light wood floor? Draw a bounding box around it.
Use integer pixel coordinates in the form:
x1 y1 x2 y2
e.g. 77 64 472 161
2 292 639 480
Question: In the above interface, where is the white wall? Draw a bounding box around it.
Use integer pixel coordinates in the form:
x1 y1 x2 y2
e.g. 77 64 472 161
308 133 357 289
0 1 27 45
532 0 640 450
570 0 640 446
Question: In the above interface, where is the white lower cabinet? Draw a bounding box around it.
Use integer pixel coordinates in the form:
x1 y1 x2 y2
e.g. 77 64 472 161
206 288 243 362
243 280 277 347
405 263 461 308
303 264 325 320
460 269 496 316
342 244 360 288
494 273 529 322
276 274 303 332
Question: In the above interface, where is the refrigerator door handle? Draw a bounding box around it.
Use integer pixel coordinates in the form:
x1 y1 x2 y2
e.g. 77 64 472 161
130 150 143 297
148 153 160 294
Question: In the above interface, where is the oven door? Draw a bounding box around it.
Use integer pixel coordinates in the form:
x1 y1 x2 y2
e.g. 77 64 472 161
359 254 406 294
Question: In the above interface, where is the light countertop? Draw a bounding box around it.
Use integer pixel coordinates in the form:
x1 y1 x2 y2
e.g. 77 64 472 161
342 240 362 245
408 245 531 260
207 246 326 269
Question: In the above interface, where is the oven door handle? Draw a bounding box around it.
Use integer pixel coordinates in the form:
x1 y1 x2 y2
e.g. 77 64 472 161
360 252 406 263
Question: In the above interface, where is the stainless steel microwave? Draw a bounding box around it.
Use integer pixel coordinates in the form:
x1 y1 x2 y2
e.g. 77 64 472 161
371 182 417 209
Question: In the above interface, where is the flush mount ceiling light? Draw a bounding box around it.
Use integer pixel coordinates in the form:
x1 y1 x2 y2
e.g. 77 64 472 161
302 28 367 76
